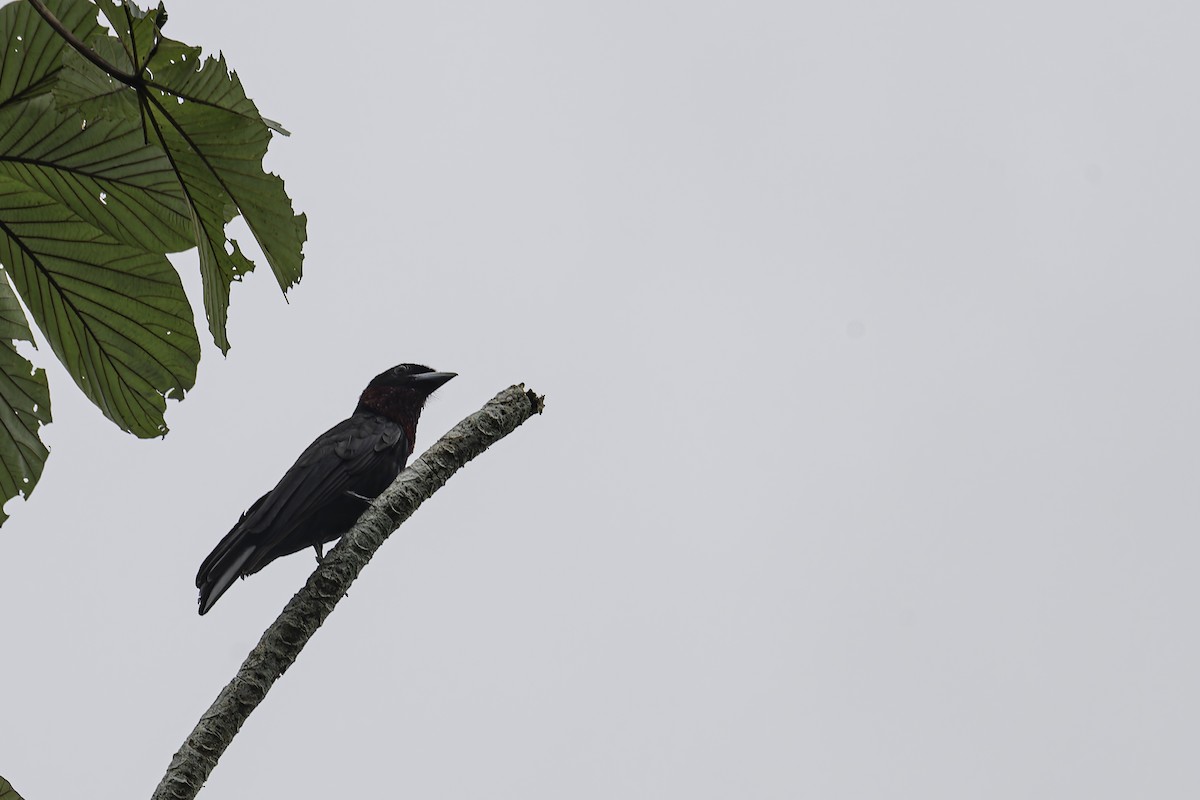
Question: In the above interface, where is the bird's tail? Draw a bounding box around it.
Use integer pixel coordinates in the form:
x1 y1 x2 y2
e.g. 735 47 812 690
197 543 257 615
197 495 269 615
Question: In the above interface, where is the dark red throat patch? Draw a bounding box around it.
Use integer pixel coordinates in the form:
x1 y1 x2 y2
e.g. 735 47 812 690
357 386 425 444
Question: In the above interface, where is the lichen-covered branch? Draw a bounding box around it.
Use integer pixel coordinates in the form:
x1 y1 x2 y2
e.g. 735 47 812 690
152 384 545 800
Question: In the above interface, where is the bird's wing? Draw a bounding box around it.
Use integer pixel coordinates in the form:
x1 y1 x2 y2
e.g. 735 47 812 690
196 413 407 613
238 413 407 564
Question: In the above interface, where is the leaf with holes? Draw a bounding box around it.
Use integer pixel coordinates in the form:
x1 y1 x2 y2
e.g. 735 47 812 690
52 0 307 353
0 174 198 437
0 0 306 525
0 94 193 253
0 266 51 525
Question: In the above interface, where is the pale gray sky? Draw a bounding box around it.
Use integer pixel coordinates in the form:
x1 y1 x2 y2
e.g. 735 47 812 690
3 1 1200 798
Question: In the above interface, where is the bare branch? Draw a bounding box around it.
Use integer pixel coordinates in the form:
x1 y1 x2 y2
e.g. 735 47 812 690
152 384 545 800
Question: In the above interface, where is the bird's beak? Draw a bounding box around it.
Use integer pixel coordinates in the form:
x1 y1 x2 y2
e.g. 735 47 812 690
409 371 457 391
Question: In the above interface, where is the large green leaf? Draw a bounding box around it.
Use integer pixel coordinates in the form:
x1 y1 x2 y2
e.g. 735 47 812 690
0 175 198 437
0 0 95 520
52 1 306 352
0 0 304 526
145 44 307 353
151 45 305 289
0 267 50 526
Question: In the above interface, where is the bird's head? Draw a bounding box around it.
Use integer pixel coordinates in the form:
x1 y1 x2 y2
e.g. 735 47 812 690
355 364 456 422
366 363 457 393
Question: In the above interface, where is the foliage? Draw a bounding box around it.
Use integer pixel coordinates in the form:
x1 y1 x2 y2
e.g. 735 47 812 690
0 775 23 800
0 0 305 524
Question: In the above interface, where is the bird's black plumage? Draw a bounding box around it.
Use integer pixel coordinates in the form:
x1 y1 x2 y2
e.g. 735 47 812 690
196 364 455 615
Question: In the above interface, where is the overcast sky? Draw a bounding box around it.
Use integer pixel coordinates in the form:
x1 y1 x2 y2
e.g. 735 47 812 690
3 1 1200 798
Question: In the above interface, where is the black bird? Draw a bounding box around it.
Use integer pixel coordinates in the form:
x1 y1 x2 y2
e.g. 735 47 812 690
196 363 455 615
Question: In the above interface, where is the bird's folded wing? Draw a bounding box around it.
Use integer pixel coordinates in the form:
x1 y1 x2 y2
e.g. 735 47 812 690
239 415 406 567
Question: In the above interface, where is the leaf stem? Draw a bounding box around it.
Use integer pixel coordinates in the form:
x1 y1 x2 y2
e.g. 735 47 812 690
25 0 140 85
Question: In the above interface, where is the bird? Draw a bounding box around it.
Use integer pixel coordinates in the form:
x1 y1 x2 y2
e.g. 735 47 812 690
196 363 456 615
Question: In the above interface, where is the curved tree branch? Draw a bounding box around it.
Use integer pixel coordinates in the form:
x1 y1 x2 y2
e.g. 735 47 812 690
152 383 545 800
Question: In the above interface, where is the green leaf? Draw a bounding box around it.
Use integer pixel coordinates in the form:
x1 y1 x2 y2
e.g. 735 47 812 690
152 44 306 290
0 0 304 525
0 266 51 526
0 94 193 252
51 1 306 353
0 775 26 800
144 42 307 352
0 0 104 107
0 175 198 437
